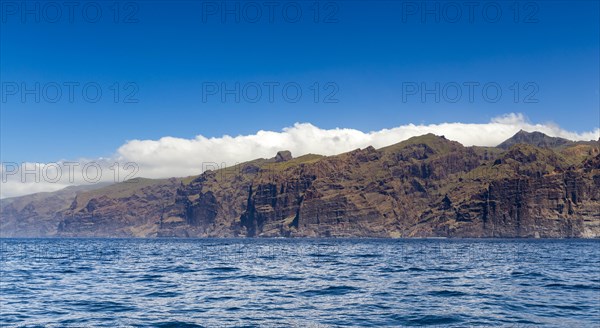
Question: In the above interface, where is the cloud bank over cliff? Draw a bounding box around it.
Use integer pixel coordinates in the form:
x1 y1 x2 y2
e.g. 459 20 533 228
2 113 598 198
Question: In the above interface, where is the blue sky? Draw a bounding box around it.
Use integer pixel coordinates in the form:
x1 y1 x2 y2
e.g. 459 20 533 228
1 0 599 163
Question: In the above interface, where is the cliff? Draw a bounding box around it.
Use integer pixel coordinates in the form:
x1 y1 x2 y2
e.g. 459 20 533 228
1 131 599 238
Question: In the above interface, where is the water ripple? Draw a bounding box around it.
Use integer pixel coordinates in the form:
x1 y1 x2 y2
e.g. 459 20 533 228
1 238 598 327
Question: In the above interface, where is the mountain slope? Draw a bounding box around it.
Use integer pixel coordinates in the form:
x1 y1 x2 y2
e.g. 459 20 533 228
497 129 595 150
497 130 568 149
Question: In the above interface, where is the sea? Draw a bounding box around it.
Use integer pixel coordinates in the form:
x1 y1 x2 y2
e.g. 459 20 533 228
1 238 599 327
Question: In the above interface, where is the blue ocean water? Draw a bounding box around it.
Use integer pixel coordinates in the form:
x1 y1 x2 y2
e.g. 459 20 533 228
0 238 599 327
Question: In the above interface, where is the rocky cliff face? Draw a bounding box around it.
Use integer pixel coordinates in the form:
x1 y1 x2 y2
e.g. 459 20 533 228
0 184 109 237
55 178 181 237
2 131 599 238
146 133 600 238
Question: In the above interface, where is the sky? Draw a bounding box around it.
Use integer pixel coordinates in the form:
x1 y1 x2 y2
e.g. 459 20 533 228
1 0 599 197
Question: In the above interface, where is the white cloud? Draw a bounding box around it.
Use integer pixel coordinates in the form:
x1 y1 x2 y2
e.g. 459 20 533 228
2 113 598 199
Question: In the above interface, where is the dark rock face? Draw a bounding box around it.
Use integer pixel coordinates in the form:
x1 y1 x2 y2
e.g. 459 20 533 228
187 191 218 226
2 132 599 238
241 175 315 237
274 151 293 162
